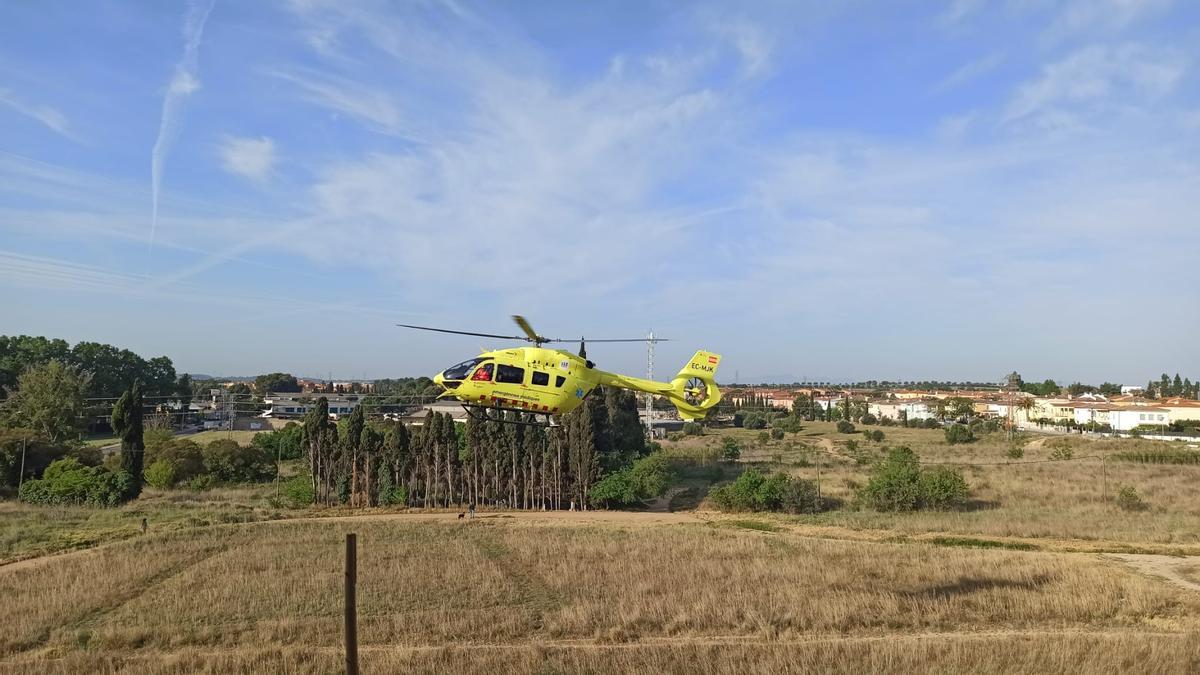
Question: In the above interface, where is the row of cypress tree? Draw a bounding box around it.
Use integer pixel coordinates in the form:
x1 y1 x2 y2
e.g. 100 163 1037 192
302 387 648 509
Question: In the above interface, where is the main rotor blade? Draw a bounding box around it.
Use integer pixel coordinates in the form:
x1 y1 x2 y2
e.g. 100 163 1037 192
542 338 671 343
511 315 547 343
397 324 527 341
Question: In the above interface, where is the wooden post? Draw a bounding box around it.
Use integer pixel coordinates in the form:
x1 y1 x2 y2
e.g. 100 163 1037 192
345 533 358 675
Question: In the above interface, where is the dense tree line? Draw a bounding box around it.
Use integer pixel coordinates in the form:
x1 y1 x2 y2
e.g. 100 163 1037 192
0 335 177 400
301 387 648 509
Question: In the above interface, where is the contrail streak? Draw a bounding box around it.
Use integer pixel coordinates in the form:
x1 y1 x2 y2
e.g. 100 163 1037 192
149 0 216 267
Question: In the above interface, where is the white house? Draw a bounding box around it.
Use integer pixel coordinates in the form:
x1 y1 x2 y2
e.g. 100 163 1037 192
262 394 362 418
1109 407 1169 432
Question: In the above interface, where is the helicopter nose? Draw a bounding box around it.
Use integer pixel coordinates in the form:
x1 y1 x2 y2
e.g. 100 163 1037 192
433 371 446 387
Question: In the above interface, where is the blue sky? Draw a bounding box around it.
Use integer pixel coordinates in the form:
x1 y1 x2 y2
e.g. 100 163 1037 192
1 0 1198 384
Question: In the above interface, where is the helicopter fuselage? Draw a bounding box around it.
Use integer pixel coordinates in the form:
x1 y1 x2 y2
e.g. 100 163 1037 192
432 346 705 418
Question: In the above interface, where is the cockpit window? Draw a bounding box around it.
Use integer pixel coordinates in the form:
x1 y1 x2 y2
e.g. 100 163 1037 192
442 358 483 381
471 362 494 382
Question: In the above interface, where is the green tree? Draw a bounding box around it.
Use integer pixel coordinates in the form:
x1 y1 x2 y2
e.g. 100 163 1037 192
254 372 301 393
944 424 975 445
1 360 91 443
111 382 145 498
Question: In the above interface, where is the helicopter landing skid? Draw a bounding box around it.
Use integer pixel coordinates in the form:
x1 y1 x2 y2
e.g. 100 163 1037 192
461 404 559 428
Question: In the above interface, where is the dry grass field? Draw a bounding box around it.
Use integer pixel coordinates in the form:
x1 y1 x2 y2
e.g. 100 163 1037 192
2 513 1200 674
665 421 1200 547
3 422 1200 673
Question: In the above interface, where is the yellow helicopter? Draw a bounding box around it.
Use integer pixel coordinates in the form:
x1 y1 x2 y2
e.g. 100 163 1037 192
399 316 722 425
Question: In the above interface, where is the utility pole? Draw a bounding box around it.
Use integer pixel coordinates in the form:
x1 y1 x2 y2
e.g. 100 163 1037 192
645 330 655 436
18 437 27 492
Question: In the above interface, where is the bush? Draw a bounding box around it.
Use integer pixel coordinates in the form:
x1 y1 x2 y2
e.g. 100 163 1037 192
202 439 277 483
860 413 878 425
251 423 305 460
709 469 823 514
589 453 674 507
143 459 178 489
145 439 205 483
919 466 970 510
185 474 215 491
871 430 884 443
18 458 136 506
143 427 174 453
682 422 704 436
1116 485 1145 511
273 473 315 508
770 428 785 440
944 424 975 445
1006 445 1025 460
721 437 741 461
742 414 768 430
836 420 856 434
773 416 804 433
923 418 941 429
1049 445 1074 461
0 429 85 490
859 447 969 512
879 416 895 427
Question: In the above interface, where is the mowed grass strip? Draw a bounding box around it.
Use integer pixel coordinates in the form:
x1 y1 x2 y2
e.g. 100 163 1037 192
5 518 1197 662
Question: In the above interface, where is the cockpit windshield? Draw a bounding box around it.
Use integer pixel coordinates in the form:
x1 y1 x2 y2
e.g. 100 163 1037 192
442 358 484 381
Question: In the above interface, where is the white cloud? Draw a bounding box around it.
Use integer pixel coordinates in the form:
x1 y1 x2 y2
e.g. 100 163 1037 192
267 69 415 139
1043 0 1175 42
1003 44 1186 126
936 52 1005 91
0 86 76 140
219 136 277 181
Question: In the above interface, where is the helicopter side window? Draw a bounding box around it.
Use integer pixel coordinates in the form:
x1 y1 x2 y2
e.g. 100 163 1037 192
496 364 525 384
470 362 494 382
531 371 549 386
555 375 566 388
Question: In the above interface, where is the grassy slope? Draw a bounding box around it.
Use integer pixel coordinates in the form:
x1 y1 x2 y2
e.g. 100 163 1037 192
1 516 1199 673
662 421 1200 545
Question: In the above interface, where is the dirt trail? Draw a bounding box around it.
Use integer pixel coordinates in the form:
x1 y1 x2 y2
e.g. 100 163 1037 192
815 437 853 462
1106 554 1200 593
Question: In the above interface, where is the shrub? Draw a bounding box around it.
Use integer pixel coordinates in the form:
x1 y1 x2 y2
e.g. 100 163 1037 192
1116 485 1145 511
275 473 315 508
721 437 741 462
859 446 969 512
846 439 859 453
944 424 975 445
742 414 768 430
202 439 277 483
1049 445 1074 461
879 416 895 427
589 453 674 507
145 439 205 483
143 459 178 489
770 428 785 440
0 429 82 490
860 413 878 425
871 430 884 443
773 416 803 433
923 418 941 429
836 420 856 434
682 422 704 436
143 427 174 453
18 458 136 506
250 423 305 460
1006 445 1025 460
709 469 823 514
185 474 215 491
919 466 970 510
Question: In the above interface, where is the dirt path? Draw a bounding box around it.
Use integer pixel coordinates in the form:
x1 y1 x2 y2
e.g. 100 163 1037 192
1106 554 1200 593
815 437 853 462
1026 437 1048 450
